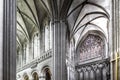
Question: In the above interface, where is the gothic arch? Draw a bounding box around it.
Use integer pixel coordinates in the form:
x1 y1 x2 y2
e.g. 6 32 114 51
32 72 39 80
75 30 110 80
24 75 29 80
76 30 107 49
41 66 52 80
76 30 107 63
23 74 29 80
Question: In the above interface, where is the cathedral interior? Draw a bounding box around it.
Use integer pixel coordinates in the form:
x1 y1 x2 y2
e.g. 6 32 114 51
4 0 119 80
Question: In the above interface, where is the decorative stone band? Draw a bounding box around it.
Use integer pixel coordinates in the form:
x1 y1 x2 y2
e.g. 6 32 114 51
17 49 52 72
76 58 110 80
76 58 110 69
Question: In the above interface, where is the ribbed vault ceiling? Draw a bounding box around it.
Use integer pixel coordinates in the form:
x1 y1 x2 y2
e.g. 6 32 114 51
17 0 47 49
17 0 110 50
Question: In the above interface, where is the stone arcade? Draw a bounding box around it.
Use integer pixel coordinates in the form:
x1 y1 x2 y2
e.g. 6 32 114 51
0 0 120 80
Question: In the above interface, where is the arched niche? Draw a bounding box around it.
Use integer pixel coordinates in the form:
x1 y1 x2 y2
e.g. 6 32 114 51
76 31 107 64
24 75 29 80
41 66 51 80
32 72 39 80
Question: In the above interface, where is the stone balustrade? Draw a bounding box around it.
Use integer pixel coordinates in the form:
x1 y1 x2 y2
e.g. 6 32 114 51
17 49 52 72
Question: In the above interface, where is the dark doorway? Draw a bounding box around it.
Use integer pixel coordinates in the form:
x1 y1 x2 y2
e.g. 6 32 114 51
44 68 51 80
24 75 29 80
33 72 39 80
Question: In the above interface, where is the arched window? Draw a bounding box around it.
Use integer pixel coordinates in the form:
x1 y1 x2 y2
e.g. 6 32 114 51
77 34 104 62
33 33 40 58
32 72 39 80
17 48 22 67
23 44 26 64
26 43 29 63
45 25 50 51
22 43 29 64
70 40 75 61
17 49 20 67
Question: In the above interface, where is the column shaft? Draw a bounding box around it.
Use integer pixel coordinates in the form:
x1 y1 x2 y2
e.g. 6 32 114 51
52 20 67 80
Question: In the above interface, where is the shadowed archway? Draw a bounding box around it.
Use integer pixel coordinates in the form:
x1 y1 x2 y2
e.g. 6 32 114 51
24 75 29 80
32 72 39 80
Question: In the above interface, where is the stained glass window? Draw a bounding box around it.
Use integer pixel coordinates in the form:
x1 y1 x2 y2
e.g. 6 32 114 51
79 34 104 61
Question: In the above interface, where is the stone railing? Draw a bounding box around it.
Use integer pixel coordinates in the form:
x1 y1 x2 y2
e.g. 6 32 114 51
17 49 52 72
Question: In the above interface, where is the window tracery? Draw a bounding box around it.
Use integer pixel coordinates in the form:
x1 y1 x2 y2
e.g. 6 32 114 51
79 34 104 62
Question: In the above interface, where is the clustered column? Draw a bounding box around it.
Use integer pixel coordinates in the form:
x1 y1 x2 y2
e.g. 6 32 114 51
52 19 67 80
